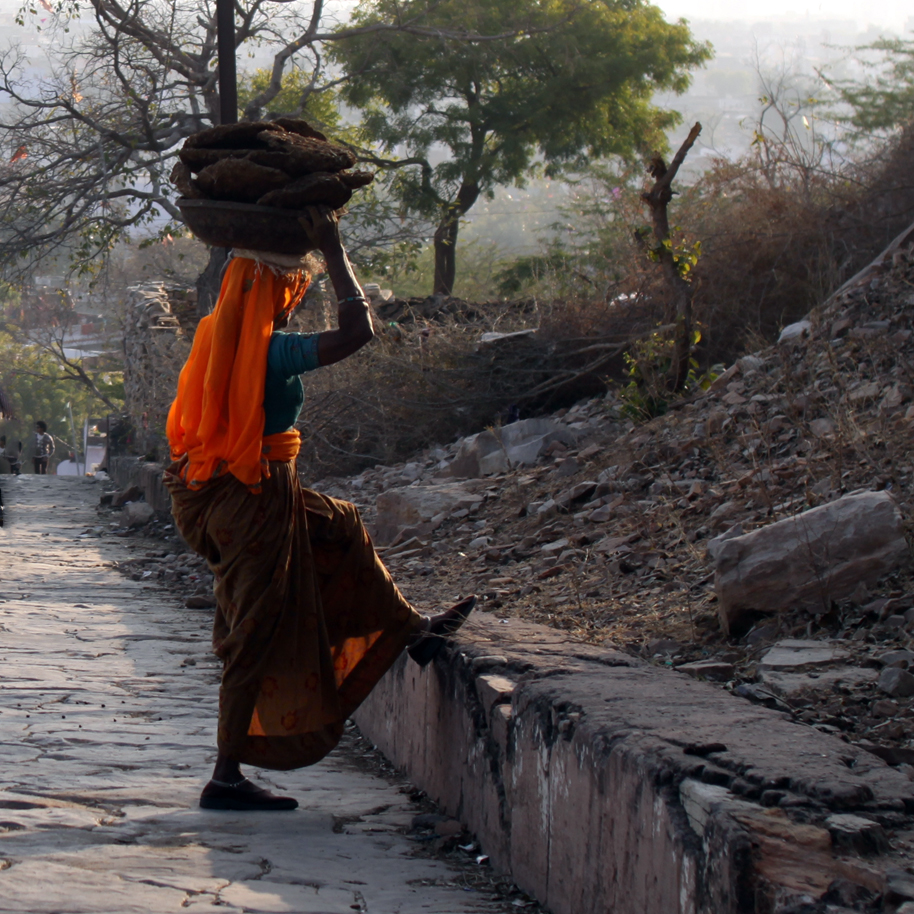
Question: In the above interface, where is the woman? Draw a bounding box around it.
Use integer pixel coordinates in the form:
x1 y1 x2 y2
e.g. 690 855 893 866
165 205 474 811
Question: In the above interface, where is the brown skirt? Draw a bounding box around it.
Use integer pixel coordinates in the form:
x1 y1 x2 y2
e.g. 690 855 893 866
165 459 422 770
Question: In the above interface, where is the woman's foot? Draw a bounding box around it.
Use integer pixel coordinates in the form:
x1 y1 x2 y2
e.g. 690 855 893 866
407 595 477 668
201 752 298 810
200 777 298 811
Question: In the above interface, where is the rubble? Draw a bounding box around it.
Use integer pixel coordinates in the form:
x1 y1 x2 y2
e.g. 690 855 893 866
101 232 914 844
122 501 156 528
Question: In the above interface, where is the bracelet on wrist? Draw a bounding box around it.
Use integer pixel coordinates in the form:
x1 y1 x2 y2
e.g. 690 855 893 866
338 295 368 305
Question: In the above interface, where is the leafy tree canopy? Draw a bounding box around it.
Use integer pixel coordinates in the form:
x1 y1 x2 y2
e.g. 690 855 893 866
828 37 914 137
332 0 710 293
0 328 121 460
0 0 500 283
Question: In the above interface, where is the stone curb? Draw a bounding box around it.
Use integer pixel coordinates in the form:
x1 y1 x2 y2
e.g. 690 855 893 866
108 456 172 515
354 617 914 914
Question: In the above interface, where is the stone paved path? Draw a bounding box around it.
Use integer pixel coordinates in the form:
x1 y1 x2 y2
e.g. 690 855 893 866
0 475 501 914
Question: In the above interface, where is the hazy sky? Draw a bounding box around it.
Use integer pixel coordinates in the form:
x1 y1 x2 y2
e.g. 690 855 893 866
1 0 909 34
656 0 911 32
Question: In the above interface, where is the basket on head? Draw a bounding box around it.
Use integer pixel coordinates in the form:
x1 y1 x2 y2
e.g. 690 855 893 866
176 199 317 255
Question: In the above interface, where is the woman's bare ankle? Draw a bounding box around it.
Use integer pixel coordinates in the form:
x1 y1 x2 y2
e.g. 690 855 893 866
212 753 242 784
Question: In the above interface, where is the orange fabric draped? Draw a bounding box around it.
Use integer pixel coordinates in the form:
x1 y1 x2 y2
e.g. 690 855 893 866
166 257 310 492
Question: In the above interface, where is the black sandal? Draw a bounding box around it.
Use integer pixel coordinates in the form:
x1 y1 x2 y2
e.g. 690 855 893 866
407 595 477 668
199 777 298 811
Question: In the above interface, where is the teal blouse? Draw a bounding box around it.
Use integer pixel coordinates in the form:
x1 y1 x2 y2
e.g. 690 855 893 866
263 332 321 436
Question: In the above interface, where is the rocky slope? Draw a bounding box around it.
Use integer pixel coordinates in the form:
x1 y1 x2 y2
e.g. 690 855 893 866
306 235 914 771
105 230 914 806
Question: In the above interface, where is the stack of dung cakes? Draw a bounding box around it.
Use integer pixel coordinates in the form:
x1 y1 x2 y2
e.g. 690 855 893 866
173 118 374 254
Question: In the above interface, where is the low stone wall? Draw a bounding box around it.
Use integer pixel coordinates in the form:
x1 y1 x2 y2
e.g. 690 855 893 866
354 617 913 914
108 456 172 515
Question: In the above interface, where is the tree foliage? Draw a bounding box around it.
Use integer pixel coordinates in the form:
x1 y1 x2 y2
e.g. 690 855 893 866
0 0 503 282
828 37 914 138
333 0 710 294
0 327 120 459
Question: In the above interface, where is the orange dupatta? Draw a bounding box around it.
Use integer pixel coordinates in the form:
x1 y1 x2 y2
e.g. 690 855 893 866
166 257 310 492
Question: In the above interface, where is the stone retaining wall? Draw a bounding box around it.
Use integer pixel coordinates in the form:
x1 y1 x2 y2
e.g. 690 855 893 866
354 617 913 914
108 457 172 515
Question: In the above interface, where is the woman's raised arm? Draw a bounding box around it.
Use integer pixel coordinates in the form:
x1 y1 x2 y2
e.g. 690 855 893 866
299 206 374 367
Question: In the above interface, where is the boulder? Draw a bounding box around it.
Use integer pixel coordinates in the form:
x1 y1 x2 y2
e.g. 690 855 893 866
675 660 735 682
757 639 847 673
113 484 142 508
448 418 576 478
878 667 914 699
448 430 507 478
374 483 483 545
778 320 812 343
122 501 155 528
711 491 909 634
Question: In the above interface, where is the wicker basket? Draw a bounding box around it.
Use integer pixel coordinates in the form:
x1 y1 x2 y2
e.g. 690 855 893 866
177 198 317 254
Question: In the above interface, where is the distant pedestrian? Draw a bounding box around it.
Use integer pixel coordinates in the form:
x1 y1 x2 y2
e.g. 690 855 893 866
0 436 11 473
1 436 22 475
33 421 54 474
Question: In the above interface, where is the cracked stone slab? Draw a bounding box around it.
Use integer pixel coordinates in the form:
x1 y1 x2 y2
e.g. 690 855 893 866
757 639 850 673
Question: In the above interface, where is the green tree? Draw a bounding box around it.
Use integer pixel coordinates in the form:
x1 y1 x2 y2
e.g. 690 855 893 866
237 68 347 135
333 0 710 295
0 0 503 293
828 37 914 137
0 329 119 466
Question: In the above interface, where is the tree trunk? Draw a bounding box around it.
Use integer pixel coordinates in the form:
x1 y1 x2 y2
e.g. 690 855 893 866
195 246 230 319
641 123 701 392
432 209 459 296
432 182 480 297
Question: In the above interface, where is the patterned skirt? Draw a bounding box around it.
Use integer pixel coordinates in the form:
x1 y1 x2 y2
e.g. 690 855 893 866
165 459 422 770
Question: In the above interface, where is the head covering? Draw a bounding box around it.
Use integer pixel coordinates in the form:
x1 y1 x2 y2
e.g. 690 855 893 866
166 256 310 491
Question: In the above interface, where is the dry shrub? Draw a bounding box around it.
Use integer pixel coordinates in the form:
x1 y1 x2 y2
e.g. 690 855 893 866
292 293 645 478
683 124 914 363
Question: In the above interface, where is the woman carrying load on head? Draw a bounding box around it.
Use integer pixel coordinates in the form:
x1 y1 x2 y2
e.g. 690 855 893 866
165 205 475 811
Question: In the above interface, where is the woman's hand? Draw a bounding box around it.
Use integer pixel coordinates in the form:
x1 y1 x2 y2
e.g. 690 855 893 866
298 205 343 256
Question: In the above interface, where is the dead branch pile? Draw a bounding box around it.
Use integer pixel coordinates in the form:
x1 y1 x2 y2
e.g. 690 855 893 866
681 124 914 364
293 294 651 478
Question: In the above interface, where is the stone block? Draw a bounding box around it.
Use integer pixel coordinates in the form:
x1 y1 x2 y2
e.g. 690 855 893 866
448 418 576 479
879 650 914 669
758 640 847 673
676 660 735 682
476 674 516 715
122 501 155 527
878 667 914 698
374 483 483 545
778 320 812 343
448 430 505 478
112 484 142 508
712 491 909 634
825 814 889 855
